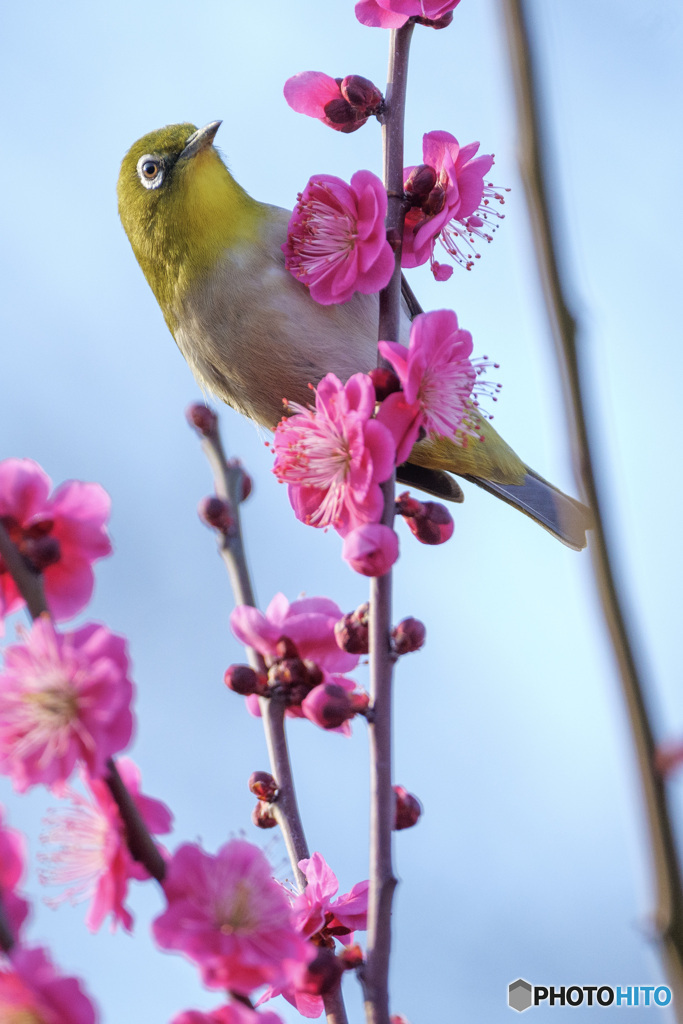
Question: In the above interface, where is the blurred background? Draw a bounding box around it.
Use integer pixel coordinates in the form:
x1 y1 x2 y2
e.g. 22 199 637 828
1 0 682 1018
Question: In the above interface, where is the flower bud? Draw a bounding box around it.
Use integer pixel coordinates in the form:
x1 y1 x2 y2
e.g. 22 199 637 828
275 636 299 660
252 802 278 829
334 606 370 655
340 943 364 970
186 403 218 436
249 771 279 802
224 664 267 696
395 492 424 518
302 659 324 688
342 524 399 577
393 785 422 831
269 657 307 688
369 367 402 402
340 74 383 114
414 11 454 27
21 535 61 572
323 97 361 130
225 458 252 502
392 617 426 655
422 184 447 217
404 163 437 201
296 948 345 996
405 502 454 545
349 690 370 713
198 495 235 535
302 683 355 730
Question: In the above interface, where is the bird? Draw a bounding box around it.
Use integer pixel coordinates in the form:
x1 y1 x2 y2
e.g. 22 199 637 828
117 120 590 550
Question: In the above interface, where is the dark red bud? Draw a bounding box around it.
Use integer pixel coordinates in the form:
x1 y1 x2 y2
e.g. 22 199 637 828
339 943 364 969
304 683 355 730
405 502 454 546
422 184 447 217
323 97 358 126
404 163 438 200
349 691 370 713
198 496 235 535
240 472 253 501
275 636 299 660
393 785 422 830
395 492 424 519
269 657 307 688
414 11 454 27
302 659 324 688
340 74 383 113
297 949 345 996
252 802 278 829
224 664 267 696
369 367 402 402
249 771 279 802
22 536 61 572
186 403 218 436
334 613 369 656
392 617 426 655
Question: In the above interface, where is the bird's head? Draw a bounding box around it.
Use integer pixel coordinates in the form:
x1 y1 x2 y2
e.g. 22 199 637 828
117 122 260 322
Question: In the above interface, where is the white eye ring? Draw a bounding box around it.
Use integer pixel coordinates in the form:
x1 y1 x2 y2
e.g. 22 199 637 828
137 154 164 190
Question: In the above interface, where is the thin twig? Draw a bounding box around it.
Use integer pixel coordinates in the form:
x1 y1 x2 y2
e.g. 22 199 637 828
197 422 311 889
364 22 414 1024
0 521 49 619
105 759 166 881
501 0 683 1010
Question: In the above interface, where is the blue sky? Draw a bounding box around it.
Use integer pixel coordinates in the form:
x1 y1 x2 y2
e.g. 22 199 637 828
1 0 682 1019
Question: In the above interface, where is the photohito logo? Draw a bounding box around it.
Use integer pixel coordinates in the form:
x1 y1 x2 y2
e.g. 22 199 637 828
508 979 672 1012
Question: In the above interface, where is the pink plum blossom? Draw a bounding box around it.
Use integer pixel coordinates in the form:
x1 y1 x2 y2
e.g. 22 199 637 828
272 373 395 536
0 458 111 628
401 131 506 279
172 1007 284 1024
230 593 358 674
282 171 394 305
0 617 134 793
39 758 172 932
153 839 309 996
378 309 477 462
341 524 399 577
284 72 382 133
356 0 461 28
0 945 98 1024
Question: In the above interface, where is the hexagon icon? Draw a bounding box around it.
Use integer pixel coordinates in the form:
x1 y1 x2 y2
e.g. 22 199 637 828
508 979 533 1012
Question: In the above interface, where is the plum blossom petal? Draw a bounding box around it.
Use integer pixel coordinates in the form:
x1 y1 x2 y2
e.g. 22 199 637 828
378 309 479 446
0 459 111 629
172 1007 284 1024
0 617 135 793
282 172 394 305
401 131 507 278
153 840 310 996
284 72 382 134
273 373 395 537
294 853 368 941
39 758 172 933
230 594 358 673
0 945 99 1024
356 0 461 28
342 524 399 577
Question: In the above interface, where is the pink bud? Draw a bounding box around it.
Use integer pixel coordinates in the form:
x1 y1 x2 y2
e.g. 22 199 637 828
404 163 438 200
393 785 422 830
369 367 402 402
334 604 370 655
340 943 364 969
296 948 345 996
275 636 299 660
342 524 399 577
395 492 424 518
422 184 448 216
269 657 307 688
224 664 267 696
252 802 278 829
323 96 363 131
405 502 454 545
186 403 218 436
198 495 235 535
392 617 426 655
302 683 356 730
340 74 383 114
249 771 279 802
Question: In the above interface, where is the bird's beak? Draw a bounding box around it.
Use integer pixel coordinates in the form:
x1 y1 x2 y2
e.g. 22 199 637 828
179 121 222 161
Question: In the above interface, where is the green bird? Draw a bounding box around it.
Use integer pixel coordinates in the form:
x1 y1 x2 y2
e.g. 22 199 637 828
117 121 590 549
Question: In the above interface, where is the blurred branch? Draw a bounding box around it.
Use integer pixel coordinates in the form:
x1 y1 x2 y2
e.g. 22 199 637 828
501 0 683 1008
0 521 49 619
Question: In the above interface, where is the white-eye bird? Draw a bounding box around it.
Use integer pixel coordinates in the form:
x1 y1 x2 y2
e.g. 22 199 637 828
117 121 590 549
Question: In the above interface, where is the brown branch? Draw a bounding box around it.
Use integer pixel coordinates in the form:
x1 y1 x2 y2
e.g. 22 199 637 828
364 22 414 1024
0 521 49 619
105 759 166 882
196 420 310 891
501 0 683 1011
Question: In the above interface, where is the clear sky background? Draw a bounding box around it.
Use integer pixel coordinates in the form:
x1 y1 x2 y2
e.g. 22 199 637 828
1 0 682 1020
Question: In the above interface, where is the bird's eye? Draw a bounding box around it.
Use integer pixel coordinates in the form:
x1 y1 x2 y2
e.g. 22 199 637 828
136 154 164 190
